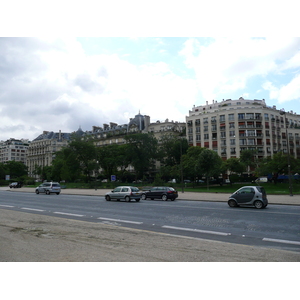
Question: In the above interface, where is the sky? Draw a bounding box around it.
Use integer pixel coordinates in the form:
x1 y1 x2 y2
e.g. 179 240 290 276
1 4 300 142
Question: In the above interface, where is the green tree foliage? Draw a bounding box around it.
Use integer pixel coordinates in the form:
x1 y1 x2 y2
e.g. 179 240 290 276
224 157 246 175
181 146 205 181
195 148 223 189
97 144 129 179
124 133 158 179
240 149 258 173
1 161 28 179
158 133 189 167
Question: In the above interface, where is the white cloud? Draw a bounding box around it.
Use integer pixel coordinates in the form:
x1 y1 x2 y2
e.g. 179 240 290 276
180 37 300 101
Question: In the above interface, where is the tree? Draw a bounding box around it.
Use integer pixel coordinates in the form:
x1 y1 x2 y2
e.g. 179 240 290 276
97 144 130 179
124 133 159 179
224 157 246 175
181 146 205 181
195 148 223 189
240 149 257 174
2 161 28 179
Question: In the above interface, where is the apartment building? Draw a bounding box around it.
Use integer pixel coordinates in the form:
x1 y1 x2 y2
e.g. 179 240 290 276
186 97 300 160
0 138 30 164
84 113 185 145
26 130 71 178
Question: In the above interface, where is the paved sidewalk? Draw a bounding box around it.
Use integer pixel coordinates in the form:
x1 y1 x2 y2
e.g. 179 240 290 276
2 186 300 205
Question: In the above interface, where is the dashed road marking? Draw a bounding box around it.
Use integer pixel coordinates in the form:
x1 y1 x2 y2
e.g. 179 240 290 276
0 204 15 208
162 225 231 236
98 217 143 225
54 212 84 217
262 238 300 246
21 207 45 212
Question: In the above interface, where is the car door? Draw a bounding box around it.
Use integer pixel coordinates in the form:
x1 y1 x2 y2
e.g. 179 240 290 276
120 187 129 199
234 187 255 204
110 187 122 199
147 187 157 198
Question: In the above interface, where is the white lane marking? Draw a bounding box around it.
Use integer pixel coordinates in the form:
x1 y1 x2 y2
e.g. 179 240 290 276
162 225 231 236
21 207 45 212
54 212 84 217
98 217 143 225
0 204 15 208
262 238 300 246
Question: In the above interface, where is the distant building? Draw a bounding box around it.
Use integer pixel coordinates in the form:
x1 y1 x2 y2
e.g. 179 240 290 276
0 138 30 164
186 97 300 160
26 130 71 178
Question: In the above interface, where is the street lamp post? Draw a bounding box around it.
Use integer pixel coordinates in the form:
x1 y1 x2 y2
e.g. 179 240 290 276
280 111 293 196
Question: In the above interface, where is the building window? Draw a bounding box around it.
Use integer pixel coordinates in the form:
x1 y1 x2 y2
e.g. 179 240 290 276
221 140 226 146
212 124 217 131
196 126 201 133
228 114 234 121
238 113 245 119
229 122 235 128
204 134 209 140
221 132 226 138
204 126 208 131
230 139 235 145
220 115 225 122
264 113 269 120
196 134 201 141
229 130 235 137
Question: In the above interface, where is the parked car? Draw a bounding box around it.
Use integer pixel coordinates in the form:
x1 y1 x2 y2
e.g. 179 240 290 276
35 182 61 195
141 186 178 201
228 186 268 209
9 182 22 188
105 186 141 202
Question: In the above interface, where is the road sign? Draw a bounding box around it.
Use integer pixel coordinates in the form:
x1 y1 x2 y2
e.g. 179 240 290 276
111 175 116 182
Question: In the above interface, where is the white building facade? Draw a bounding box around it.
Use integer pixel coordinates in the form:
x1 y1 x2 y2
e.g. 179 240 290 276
0 138 30 164
186 98 300 160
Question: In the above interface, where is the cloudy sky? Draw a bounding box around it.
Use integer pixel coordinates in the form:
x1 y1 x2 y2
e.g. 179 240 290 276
1 36 300 141
1 1 299 142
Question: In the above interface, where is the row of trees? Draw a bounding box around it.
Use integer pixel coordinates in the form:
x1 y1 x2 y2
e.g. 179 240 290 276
34 132 300 185
2 132 299 186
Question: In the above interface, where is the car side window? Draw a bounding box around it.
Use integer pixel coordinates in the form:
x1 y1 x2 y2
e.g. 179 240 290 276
240 188 254 194
113 187 121 192
122 188 128 192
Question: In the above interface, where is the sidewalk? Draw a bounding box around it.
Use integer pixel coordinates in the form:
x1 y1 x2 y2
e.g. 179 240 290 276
2 187 300 205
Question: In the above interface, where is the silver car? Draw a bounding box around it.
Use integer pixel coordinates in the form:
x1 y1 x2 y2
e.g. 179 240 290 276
105 186 141 202
35 182 61 195
228 186 268 209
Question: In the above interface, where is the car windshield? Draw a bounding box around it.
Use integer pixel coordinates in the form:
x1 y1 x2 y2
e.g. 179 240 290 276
131 187 139 192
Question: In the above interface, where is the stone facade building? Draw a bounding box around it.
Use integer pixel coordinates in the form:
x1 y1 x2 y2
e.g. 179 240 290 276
26 130 71 178
186 97 300 160
0 138 30 164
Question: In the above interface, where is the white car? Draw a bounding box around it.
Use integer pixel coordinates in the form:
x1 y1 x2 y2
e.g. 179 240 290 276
105 186 141 202
35 182 61 195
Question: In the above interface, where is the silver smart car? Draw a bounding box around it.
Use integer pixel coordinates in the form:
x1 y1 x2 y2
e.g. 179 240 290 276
228 186 268 209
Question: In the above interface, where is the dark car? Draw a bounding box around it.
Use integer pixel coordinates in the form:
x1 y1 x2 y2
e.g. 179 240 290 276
141 186 178 201
9 182 22 188
228 186 268 209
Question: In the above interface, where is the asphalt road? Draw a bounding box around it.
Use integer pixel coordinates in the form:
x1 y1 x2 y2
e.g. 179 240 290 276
1 190 300 252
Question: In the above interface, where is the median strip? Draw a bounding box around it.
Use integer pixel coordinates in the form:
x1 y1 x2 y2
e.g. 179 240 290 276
98 217 143 225
162 225 231 236
262 238 300 246
54 212 84 217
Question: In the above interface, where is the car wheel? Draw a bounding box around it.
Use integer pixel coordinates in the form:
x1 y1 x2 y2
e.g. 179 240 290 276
125 196 130 202
228 199 237 207
254 200 263 209
35 190 39 194
141 194 147 200
105 195 111 201
46 190 50 195
162 194 167 201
